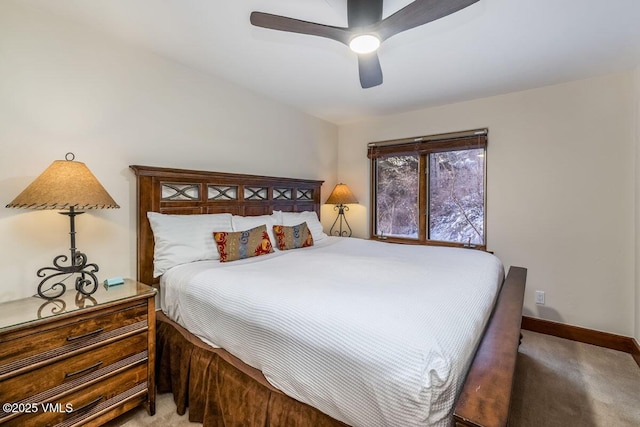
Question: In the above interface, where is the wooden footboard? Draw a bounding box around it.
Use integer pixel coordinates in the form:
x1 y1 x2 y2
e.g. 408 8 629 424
454 266 527 427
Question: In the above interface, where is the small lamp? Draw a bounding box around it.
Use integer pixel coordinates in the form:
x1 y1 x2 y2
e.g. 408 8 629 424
325 183 358 237
6 153 119 299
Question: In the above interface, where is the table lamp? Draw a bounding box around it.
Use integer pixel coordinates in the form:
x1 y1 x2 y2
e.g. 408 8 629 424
6 153 119 299
325 183 358 237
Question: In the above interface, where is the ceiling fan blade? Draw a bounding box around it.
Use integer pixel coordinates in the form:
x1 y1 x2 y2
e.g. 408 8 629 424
347 0 383 28
250 12 352 45
374 0 480 42
358 52 383 89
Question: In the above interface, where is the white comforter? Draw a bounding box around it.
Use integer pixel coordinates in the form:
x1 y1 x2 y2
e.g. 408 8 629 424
161 237 504 427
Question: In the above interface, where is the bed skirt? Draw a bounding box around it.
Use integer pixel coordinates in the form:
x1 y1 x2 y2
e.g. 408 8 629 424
156 311 347 427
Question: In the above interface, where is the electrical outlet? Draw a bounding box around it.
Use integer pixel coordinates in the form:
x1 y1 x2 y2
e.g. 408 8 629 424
535 290 545 305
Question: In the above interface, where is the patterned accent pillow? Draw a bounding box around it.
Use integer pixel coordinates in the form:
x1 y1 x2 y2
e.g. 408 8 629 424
272 222 314 251
213 224 274 262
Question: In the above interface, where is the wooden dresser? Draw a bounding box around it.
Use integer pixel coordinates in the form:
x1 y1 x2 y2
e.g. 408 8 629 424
0 279 156 426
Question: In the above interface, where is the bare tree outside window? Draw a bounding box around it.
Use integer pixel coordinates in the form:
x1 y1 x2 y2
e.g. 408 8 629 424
429 149 485 245
375 154 419 238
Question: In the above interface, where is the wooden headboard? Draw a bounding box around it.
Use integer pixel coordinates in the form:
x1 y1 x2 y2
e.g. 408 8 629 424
130 165 324 285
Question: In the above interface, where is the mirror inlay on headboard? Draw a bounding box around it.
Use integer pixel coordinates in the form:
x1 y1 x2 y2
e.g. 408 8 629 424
207 185 238 200
161 183 200 201
244 187 269 201
274 188 292 200
297 189 313 201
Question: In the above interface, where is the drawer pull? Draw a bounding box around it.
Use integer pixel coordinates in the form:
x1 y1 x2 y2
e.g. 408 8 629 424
73 395 103 414
66 328 104 341
64 361 103 379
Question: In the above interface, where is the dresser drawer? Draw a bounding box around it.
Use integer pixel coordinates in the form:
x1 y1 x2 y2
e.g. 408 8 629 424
0 302 148 368
2 360 148 427
0 332 147 402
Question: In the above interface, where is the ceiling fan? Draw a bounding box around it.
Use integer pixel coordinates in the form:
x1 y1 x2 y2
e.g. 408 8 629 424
250 0 479 89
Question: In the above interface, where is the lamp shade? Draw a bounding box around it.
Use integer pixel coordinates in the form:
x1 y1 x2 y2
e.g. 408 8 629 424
6 156 119 210
325 183 358 205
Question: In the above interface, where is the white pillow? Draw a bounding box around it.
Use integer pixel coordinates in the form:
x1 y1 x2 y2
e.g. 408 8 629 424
232 214 280 250
147 212 233 277
275 210 328 241
270 210 283 225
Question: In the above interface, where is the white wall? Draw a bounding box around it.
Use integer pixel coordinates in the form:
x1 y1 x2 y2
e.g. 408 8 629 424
339 73 636 337
0 2 338 302
635 66 640 343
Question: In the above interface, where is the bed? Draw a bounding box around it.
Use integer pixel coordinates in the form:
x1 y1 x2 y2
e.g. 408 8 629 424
131 165 527 427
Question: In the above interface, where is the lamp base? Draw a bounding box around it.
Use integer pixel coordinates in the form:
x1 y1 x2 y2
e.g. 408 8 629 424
35 207 99 300
36 252 99 299
329 204 353 237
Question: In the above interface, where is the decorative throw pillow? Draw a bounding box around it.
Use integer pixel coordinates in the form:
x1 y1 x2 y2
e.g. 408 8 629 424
232 214 281 250
273 222 314 251
275 210 327 242
214 224 274 262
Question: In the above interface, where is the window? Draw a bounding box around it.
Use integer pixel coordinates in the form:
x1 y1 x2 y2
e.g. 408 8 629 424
369 130 487 248
375 154 419 238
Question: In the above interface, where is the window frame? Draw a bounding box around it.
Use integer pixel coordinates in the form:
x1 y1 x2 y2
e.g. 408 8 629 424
368 129 488 250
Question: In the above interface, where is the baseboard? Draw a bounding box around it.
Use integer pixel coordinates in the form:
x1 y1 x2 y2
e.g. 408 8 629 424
521 316 640 369
632 338 640 368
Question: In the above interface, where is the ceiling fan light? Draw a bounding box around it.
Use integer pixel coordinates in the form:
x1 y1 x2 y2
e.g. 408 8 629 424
349 35 380 54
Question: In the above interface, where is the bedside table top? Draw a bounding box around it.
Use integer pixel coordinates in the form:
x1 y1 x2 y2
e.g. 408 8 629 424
0 279 156 332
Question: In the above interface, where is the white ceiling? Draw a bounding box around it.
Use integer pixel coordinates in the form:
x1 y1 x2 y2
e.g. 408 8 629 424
18 0 640 125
